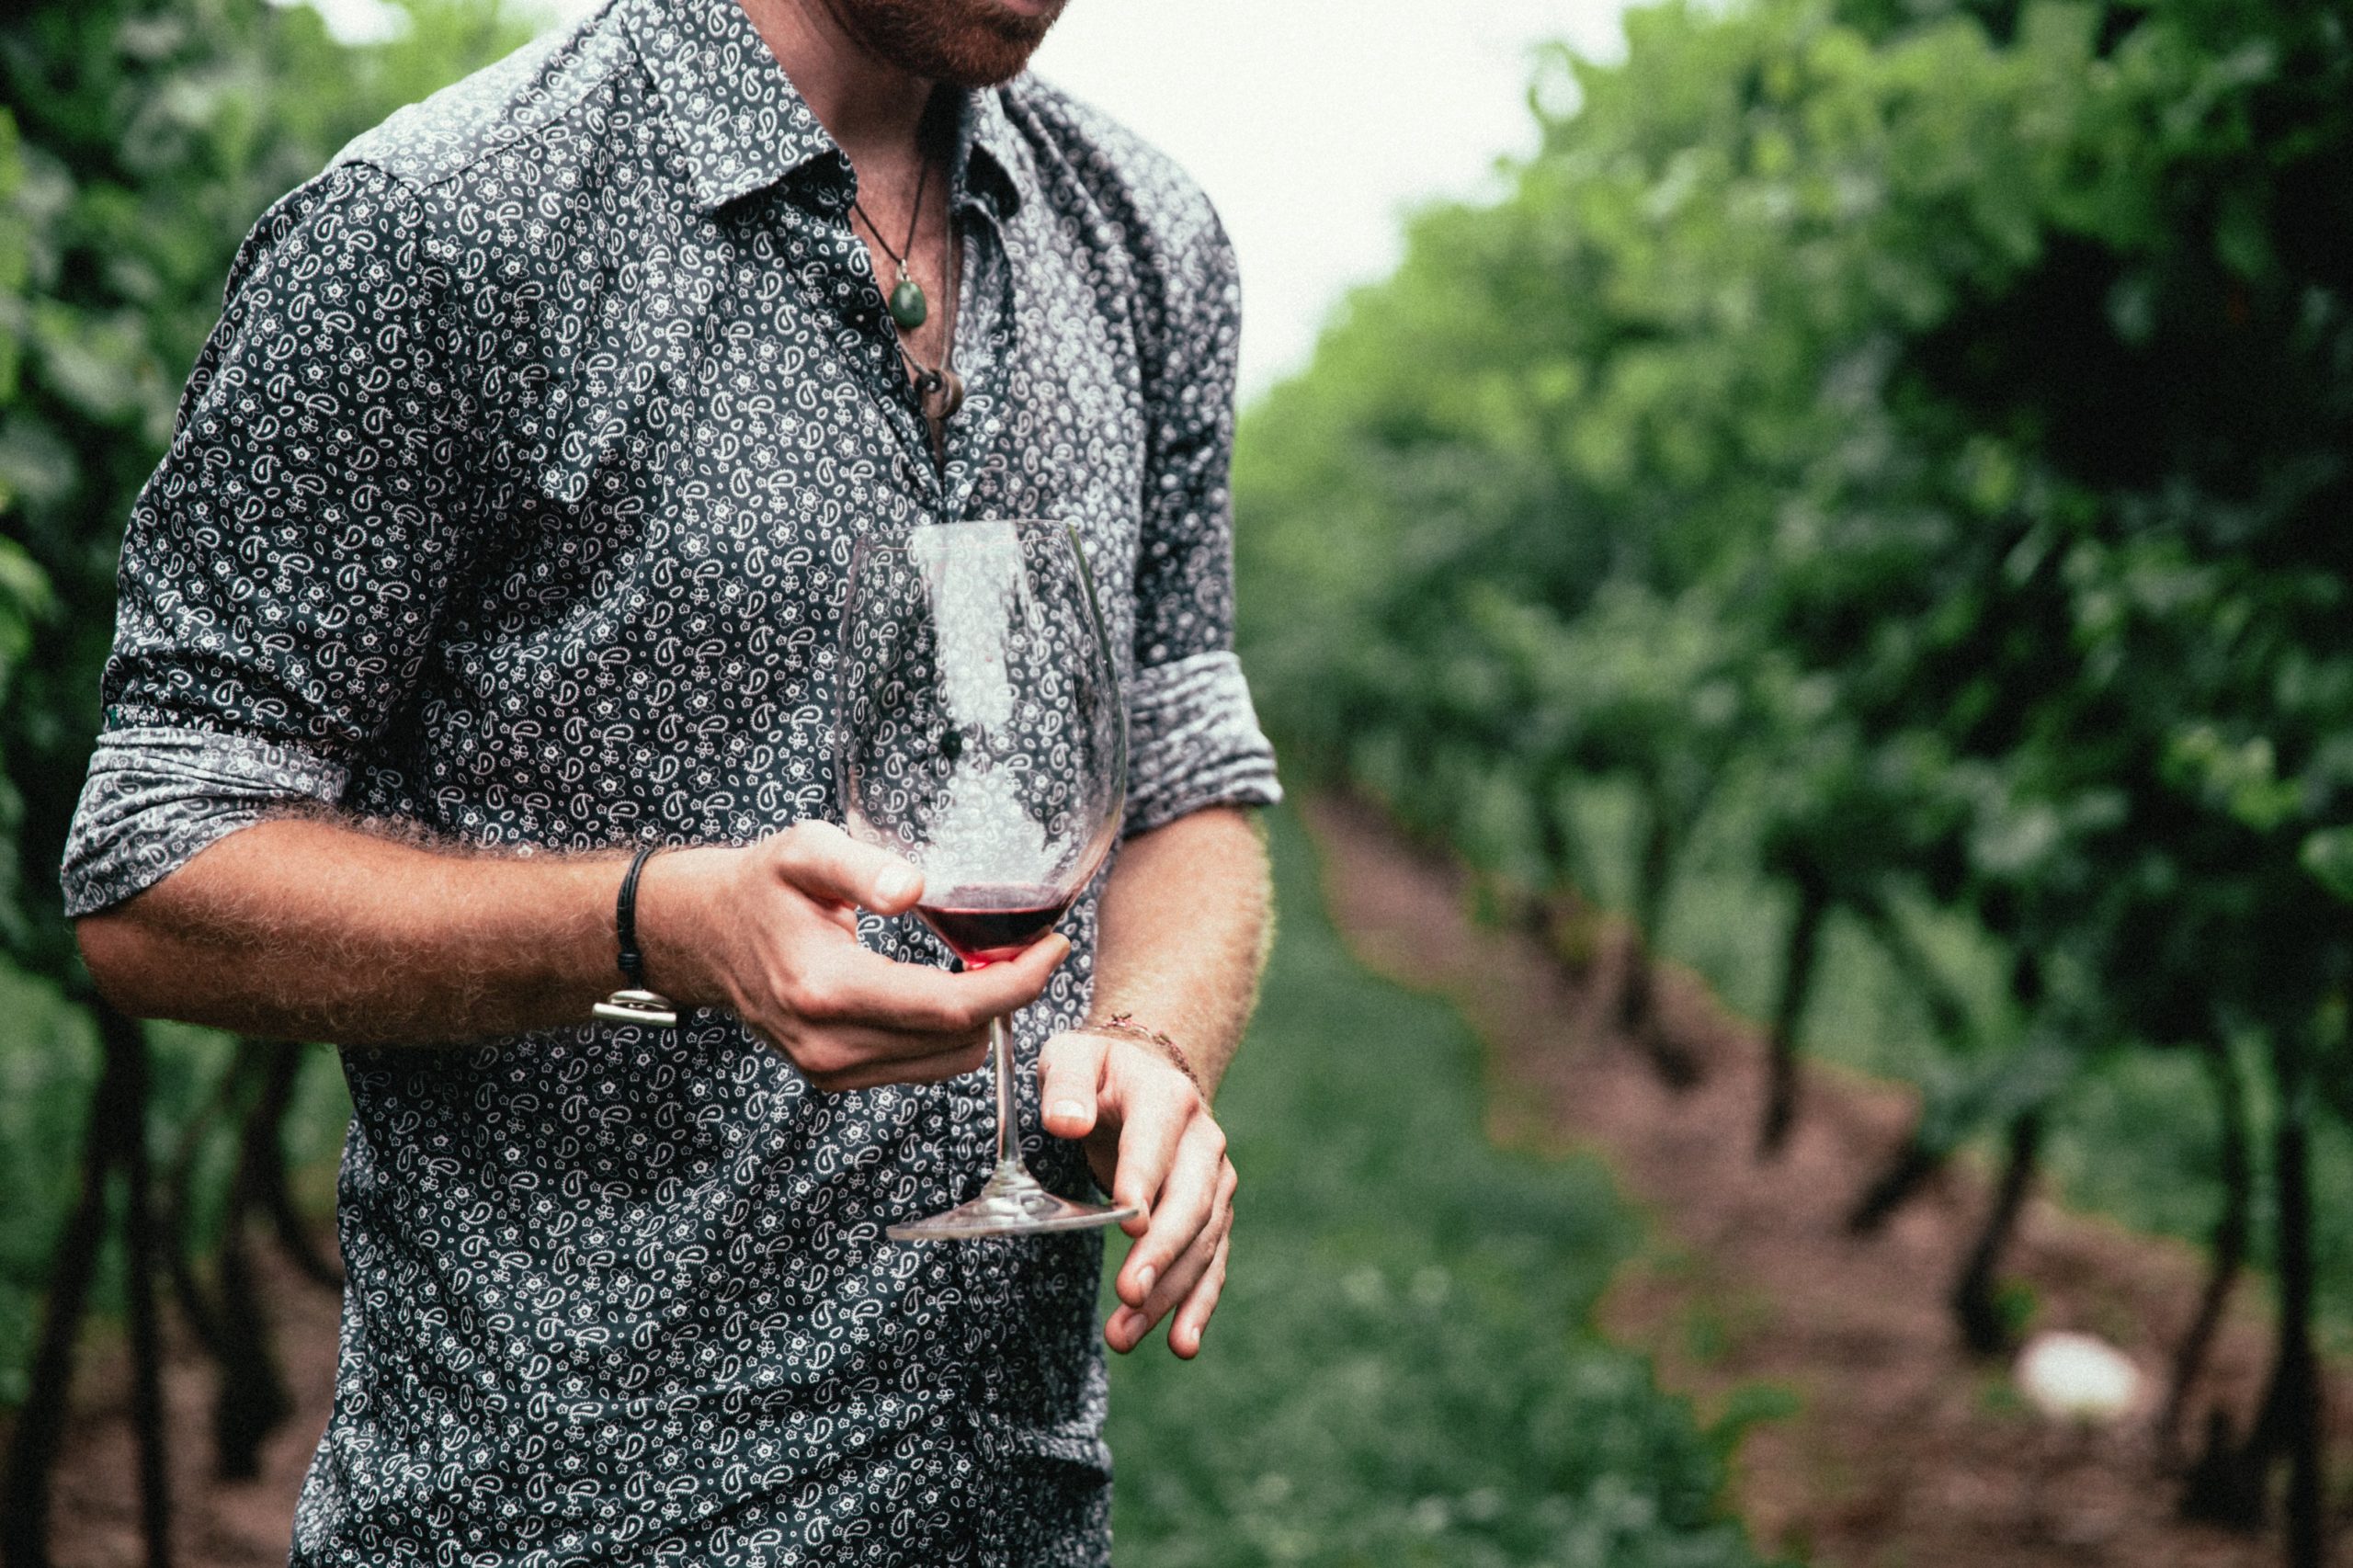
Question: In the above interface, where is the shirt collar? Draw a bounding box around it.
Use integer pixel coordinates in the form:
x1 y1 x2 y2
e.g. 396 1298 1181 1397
624 0 1030 221
956 83 1030 222
622 0 839 211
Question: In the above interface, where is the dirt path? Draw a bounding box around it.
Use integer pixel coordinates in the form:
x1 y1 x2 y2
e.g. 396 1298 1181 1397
1302 794 2343 1568
36 1236 342 1568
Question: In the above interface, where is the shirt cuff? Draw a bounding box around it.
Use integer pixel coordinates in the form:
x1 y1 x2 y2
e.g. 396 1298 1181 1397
1123 650 1282 838
61 726 350 916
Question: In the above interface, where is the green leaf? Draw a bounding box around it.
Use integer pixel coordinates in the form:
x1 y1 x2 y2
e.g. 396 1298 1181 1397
2301 829 2353 906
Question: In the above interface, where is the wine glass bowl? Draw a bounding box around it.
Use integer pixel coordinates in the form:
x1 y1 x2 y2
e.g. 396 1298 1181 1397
835 518 1132 1240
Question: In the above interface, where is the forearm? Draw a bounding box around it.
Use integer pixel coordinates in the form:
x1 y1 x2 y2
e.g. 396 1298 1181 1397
74 815 643 1045
1088 805 1273 1095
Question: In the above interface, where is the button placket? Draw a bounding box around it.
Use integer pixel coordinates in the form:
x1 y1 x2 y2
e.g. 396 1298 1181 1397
938 221 1015 523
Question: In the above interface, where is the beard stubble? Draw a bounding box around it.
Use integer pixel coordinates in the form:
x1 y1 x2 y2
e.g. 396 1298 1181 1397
822 0 1065 88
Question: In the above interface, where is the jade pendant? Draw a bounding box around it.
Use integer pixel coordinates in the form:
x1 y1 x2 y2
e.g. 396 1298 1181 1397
889 276 928 329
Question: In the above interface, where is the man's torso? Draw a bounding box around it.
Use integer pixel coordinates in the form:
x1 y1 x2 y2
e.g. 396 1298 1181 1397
87 1 1251 1561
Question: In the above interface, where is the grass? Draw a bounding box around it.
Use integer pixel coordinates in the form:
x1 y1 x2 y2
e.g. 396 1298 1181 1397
1104 808 1786 1568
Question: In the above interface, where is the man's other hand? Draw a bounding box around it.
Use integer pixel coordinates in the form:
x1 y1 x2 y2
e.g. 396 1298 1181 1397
640 821 1069 1093
1038 1029 1235 1358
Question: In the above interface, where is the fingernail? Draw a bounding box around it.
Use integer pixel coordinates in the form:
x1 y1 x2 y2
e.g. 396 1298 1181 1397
877 866 918 903
1051 1098 1086 1122
1136 1265 1157 1297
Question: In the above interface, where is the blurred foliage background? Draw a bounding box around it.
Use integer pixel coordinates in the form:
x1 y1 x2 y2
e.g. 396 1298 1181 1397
1237 0 2352 1557
5 0 2352 1562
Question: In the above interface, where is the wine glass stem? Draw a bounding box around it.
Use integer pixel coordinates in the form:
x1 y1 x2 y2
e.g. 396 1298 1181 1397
988 1012 1029 1184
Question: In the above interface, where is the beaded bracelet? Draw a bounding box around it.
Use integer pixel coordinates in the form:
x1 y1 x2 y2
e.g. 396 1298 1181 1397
1080 1012 1207 1101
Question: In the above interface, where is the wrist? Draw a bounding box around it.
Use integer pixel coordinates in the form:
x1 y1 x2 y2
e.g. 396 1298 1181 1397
1080 1012 1208 1102
626 845 733 1009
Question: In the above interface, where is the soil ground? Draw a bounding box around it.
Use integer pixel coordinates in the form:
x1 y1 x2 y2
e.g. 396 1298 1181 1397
33 1236 341 1568
28 794 2347 1566
1302 794 2345 1568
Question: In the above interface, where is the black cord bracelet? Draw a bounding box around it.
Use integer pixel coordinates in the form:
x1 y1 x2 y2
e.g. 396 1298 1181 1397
615 842 659 988
593 843 679 1028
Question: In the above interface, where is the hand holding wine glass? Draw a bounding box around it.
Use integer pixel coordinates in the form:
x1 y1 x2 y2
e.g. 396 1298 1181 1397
629 824 1073 1093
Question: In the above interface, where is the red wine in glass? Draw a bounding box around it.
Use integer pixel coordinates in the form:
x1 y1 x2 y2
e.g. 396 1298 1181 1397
917 885 1075 969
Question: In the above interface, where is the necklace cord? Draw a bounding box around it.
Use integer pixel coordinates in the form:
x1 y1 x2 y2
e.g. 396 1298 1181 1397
849 150 963 423
849 153 928 280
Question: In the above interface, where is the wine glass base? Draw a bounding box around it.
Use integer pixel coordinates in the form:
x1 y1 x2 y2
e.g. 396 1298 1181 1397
888 1169 1138 1241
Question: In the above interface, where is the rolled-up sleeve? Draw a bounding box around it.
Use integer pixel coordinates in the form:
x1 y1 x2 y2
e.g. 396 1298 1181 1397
63 729 347 916
60 160 470 915
1122 205 1281 837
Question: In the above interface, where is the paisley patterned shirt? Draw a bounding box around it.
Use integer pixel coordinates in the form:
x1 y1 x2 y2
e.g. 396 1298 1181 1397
58 1 1280 1562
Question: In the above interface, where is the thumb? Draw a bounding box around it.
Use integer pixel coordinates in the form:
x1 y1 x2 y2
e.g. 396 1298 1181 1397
1038 1028 1110 1140
769 820 924 913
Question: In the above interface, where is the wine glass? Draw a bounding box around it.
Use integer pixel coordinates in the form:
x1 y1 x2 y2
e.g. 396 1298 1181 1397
835 517 1135 1240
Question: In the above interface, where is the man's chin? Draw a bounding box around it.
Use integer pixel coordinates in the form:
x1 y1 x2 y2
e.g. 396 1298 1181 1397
839 0 1064 89
943 3 1063 86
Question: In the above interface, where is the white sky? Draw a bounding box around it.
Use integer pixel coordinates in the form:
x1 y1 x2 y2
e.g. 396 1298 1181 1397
1025 0 1629 394
303 0 1632 397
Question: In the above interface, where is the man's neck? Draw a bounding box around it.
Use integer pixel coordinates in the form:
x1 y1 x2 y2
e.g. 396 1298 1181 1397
734 0 937 176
